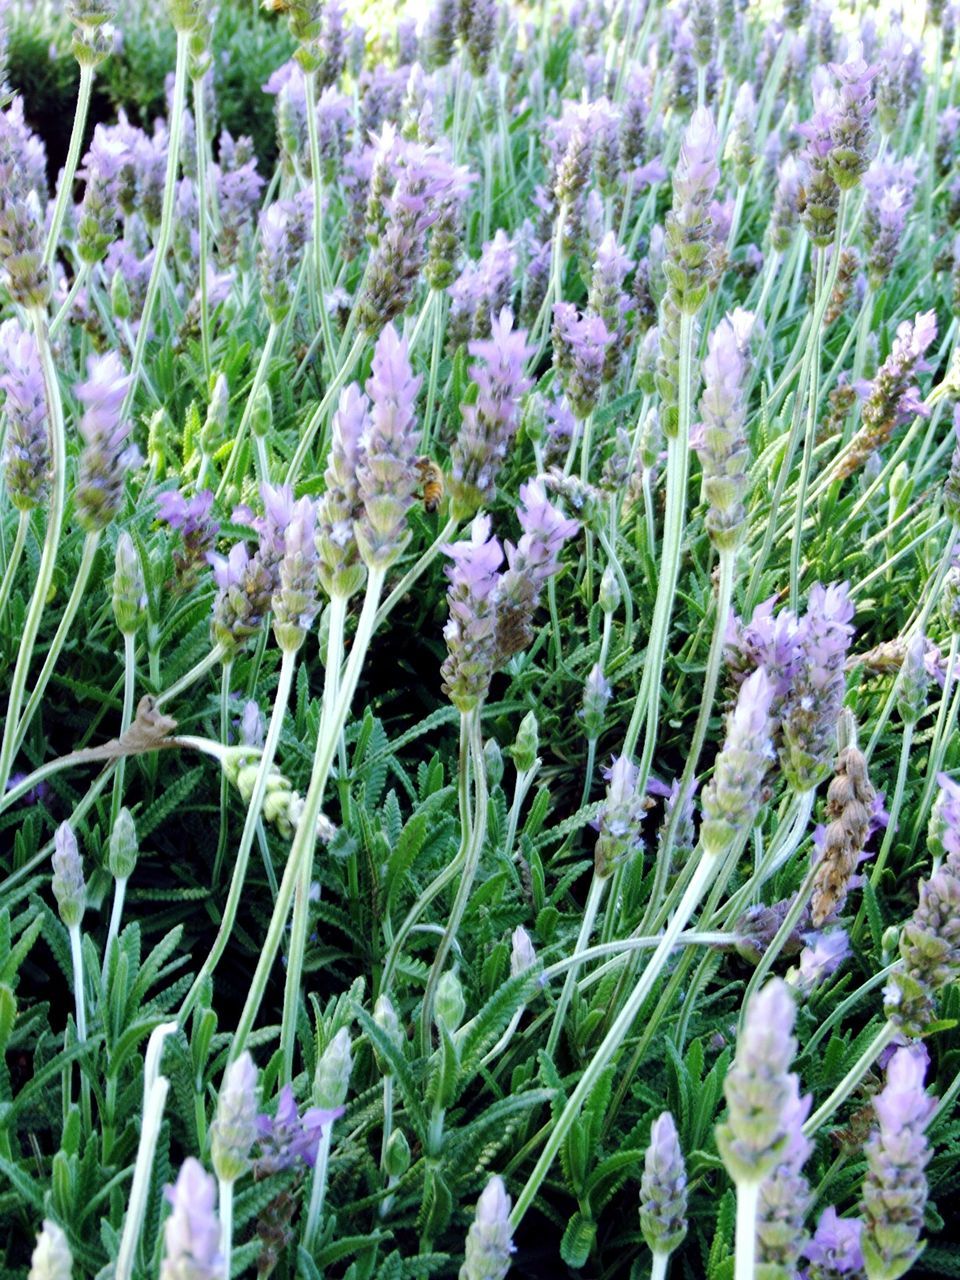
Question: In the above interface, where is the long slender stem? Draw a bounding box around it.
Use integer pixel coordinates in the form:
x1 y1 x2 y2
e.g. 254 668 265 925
49 263 91 339
303 68 337 377
789 245 826 608
193 73 213 382
733 1180 760 1280
110 630 138 827
231 568 385 1061
12 531 101 759
213 662 233 883
121 32 189 420
285 330 366 486
373 517 458 631
803 1020 898 1136
178 648 298 1025
304 1123 335 1250
651 1252 669 1280
0 311 67 798
509 848 718 1228
219 1178 234 1279
281 598 346 1081
0 510 29 620
216 323 278 500
105 876 127 971
44 63 94 267
419 708 486 1054
545 874 607 1059
68 924 91 1132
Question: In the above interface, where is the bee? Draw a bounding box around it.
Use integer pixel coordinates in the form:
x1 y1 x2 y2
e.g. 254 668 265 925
415 457 444 514
261 0 291 12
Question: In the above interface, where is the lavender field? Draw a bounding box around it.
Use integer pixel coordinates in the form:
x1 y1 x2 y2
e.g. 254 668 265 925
2 0 960 1276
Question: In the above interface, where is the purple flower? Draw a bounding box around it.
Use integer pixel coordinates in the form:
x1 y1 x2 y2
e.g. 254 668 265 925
885 859 960 1034
211 1053 259 1184
76 124 125 265
52 822 85 929
770 154 802 252
552 302 612 420
594 754 645 876
588 231 634 381
75 352 138 532
215 131 265 265
440 514 504 713
862 165 914 289
701 668 775 855
208 541 274 653
461 1176 514 1280
797 86 841 247
796 929 850 991
449 307 533 517
271 494 320 652
0 318 49 511
318 383 368 600
803 1206 865 1278
757 1079 813 1272
356 324 421 569
639 1112 688 1259
780 583 855 792
257 200 303 324
716 978 800 1183
692 311 754 548
254 1084 344 1174
447 228 515 349
860 1047 935 1280
827 43 877 190
580 663 612 739
160 1158 222 1280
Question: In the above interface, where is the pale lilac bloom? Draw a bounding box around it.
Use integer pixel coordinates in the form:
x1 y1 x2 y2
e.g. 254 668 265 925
461 1177 514 1280
701 668 775 854
74 352 138 531
160 1158 223 1280
254 1084 344 1174
552 302 612 419
797 929 851 990
803 1206 865 1276
0 318 49 510
440 513 504 712
639 1112 688 1259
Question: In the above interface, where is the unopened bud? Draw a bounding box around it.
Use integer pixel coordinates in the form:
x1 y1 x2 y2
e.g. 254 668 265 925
383 1127 411 1178
314 1027 353 1111
484 738 504 787
250 382 273 439
510 926 537 977
599 564 621 614
211 1052 259 1183
108 807 138 880
199 373 229 455
509 711 539 774
897 633 929 726
460 1177 514 1280
435 970 466 1032
28 1219 73 1280
112 532 146 635
52 823 85 929
111 269 131 320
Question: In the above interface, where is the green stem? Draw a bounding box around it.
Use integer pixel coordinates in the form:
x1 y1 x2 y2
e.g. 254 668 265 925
503 763 539 868
733 1179 760 1280
651 1252 670 1280
802 1020 898 1137
0 310 67 799
68 923 91 1132
121 32 189 421
509 848 719 1228
0 510 29 620
303 1123 335 1250
219 1178 234 1279
789 244 827 609
285 330 366 487
49 263 90 339
12 531 101 759
867 723 914 893
213 662 233 884
281 598 347 1082
231 568 385 1061
215 323 278 500
303 68 337 377
110 631 137 827
545 874 607 1060
178 647 298 1025
910 632 960 845
193 72 213 382
373 516 458 631
44 63 94 267
104 876 127 974
419 708 486 1054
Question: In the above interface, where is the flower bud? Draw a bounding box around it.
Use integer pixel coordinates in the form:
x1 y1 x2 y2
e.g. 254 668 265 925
199 373 229 456
897 633 929 726
599 564 621 615
111 268 131 320
510 926 537 977
484 738 504 787
250 382 273 438
108 807 138 880
509 711 539 774
52 824 85 930
375 1127 408 1181
435 970 466 1032
28 1219 72 1280
459 1177 514 1280
211 1052 259 1184
639 1112 688 1260
313 1027 353 1111
112 532 146 635
373 994 402 1068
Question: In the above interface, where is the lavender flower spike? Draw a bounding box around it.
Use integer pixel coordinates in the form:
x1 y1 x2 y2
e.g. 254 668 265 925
665 106 720 315
52 823 85 930
803 1206 865 1278
440 514 504 713
356 324 421 570
716 978 798 1183
756 1078 813 1272
692 311 754 549
211 1052 259 1184
884 859 960 1034
28 1220 72 1280
0 318 49 511
459 1176 515 1280
449 307 534 518
272 494 321 653
74 352 138 532
700 668 775 856
860 1047 935 1280
160 1158 223 1280
639 1112 688 1261
317 383 368 600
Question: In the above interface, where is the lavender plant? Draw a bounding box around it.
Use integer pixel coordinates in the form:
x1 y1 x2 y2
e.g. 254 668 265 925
1 0 959 1276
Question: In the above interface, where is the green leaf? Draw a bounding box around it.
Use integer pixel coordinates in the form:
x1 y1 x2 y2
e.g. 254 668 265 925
560 1211 596 1268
